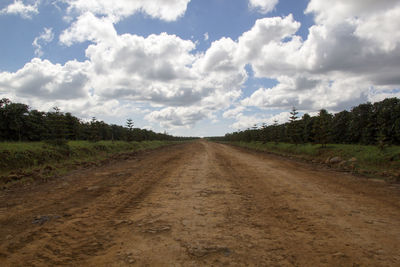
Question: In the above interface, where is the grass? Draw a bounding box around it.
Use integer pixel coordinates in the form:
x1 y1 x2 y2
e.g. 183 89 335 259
0 140 177 187
226 141 400 181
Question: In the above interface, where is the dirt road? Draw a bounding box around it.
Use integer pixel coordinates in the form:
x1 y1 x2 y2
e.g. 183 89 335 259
1 141 400 266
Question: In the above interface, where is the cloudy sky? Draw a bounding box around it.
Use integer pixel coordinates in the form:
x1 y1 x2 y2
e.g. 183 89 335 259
1 0 399 136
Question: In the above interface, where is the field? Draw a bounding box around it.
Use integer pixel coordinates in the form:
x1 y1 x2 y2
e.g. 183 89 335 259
0 140 399 266
225 141 400 180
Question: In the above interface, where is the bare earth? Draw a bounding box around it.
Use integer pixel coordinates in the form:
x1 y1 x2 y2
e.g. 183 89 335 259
1 141 400 266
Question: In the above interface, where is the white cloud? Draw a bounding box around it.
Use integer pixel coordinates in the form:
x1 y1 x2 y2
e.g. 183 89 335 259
32 28 54 57
354 7 400 52
234 2 400 119
223 106 245 119
204 32 209 41
248 0 278 14
80 28 247 128
86 31 199 102
241 75 369 112
2 12 250 130
196 37 242 74
146 107 210 128
0 58 90 100
60 12 117 46
305 0 399 25
236 14 301 68
0 0 39 19
64 0 191 22
230 111 290 130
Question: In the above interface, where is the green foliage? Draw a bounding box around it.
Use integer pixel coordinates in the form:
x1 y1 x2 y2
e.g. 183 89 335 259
126 118 134 142
349 102 376 144
288 107 301 145
0 98 194 143
301 113 314 143
331 110 351 143
0 99 29 141
215 98 400 148
46 107 68 144
89 117 101 142
312 109 332 147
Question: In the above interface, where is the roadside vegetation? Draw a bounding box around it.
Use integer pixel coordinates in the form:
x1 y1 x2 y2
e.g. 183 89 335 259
0 98 196 187
0 98 193 143
208 98 400 181
227 141 400 180
0 140 178 188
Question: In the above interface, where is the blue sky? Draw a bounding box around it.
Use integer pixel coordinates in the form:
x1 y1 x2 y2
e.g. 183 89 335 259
1 0 400 136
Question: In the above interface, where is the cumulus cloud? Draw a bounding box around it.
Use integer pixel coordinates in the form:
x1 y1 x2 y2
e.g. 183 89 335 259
32 28 54 57
230 111 290 130
56 18 247 129
305 0 399 25
223 106 245 119
146 106 210 128
248 0 278 14
0 0 39 19
235 1 400 120
60 12 117 46
241 75 369 112
81 25 247 127
64 0 191 22
354 7 400 52
0 58 90 100
86 31 199 102
236 14 301 72
2 9 250 130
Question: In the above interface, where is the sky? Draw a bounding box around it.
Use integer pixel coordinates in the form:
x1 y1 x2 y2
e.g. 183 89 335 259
0 0 400 137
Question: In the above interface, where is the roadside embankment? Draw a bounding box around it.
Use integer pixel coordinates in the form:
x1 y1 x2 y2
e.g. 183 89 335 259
224 141 400 181
0 140 177 187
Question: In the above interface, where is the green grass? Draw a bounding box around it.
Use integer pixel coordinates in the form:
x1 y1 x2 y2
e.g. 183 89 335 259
0 140 177 186
226 141 400 180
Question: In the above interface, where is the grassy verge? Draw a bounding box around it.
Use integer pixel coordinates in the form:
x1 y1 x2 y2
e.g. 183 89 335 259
225 141 400 181
0 140 177 187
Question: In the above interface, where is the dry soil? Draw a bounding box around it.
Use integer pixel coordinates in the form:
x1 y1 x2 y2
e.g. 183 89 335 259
1 141 400 266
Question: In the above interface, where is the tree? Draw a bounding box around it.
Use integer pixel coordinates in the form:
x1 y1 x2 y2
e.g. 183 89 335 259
0 99 29 141
26 109 46 141
331 110 351 144
64 112 80 140
301 113 313 143
261 123 268 143
272 119 279 144
46 106 68 145
126 118 134 141
288 106 301 144
89 117 100 142
349 103 375 144
374 98 400 145
126 119 134 131
289 106 298 122
312 109 332 147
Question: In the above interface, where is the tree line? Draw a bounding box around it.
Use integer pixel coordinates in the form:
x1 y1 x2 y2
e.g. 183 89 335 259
212 98 400 147
0 98 193 143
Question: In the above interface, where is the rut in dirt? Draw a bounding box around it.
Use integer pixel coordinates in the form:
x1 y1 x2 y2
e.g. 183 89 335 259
1 141 399 266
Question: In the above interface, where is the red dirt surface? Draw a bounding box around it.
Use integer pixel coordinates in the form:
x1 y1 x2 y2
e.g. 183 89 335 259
1 141 399 266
